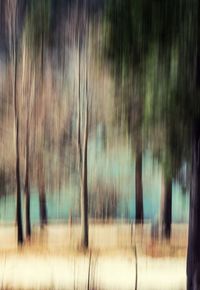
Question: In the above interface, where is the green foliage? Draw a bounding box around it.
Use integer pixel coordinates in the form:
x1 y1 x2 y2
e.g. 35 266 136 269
104 0 200 179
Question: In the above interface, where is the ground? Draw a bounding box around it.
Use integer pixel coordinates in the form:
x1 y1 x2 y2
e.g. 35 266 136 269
0 222 188 290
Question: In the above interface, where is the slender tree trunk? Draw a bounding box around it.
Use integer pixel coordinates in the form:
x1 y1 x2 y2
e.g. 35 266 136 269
38 157 47 228
39 187 47 228
160 176 172 239
77 36 82 172
24 106 31 239
15 118 23 245
14 45 23 245
135 146 144 224
187 121 200 290
81 98 89 249
25 179 31 238
78 0 89 249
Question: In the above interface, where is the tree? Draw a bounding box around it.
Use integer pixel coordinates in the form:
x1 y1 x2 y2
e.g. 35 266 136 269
80 93 89 248
104 0 148 224
21 31 35 239
78 0 89 249
26 0 51 228
104 2 200 287
186 3 200 287
104 0 191 235
160 175 172 239
5 0 24 245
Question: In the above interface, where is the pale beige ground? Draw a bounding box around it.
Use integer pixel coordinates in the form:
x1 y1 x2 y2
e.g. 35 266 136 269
0 222 188 255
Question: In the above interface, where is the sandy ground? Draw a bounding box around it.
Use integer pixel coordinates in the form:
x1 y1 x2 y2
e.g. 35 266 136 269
0 223 188 289
0 254 186 290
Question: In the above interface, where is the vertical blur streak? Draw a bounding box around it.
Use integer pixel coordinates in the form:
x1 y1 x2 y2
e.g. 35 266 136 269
0 0 200 289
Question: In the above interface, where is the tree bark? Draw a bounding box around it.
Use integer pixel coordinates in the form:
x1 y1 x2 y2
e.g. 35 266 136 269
135 149 144 224
25 180 31 238
14 44 23 245
80 98 89 249
24 106 31 239
77 36 82 173
38 157 47 228
160 176 172 239
15 118 23 245
187 121 200 290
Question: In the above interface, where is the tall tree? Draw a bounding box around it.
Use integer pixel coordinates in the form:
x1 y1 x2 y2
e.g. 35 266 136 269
78 0 90 249
26 0 51 228
5 0 24 245
80 92 89 248
21 32 34 239
186 2 200 288
104 0 147 224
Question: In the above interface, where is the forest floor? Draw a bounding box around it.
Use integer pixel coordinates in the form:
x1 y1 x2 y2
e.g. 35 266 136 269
0 222 187 290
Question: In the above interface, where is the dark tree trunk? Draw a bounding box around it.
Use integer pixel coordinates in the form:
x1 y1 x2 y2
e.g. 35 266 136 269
77 36 82 172
81 98 89 249
24 90 31 239
187 121 200 290
187 2 200 288
135 150 144 224
25 163 31 239
161 176 172 239
38 158 47 228
25 181 31 238
14 47 23 245
16 122 23 245
39 189 47 228
24 133 31 238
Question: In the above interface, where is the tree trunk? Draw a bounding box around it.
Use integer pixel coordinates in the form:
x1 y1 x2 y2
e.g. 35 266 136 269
24 113 31 239
38 157 47 228
15 120 23 245
14 45 23 245
187 121 200 290
77 36 82 173
160 176 172 239
39 188 47 228
187 2 200 288
80 97 89 249
25 163 31 238
135 149 144 224
25 181 31 238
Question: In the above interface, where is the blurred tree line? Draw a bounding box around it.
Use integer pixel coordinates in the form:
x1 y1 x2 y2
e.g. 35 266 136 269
105 1 200 289
0 0 200 288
